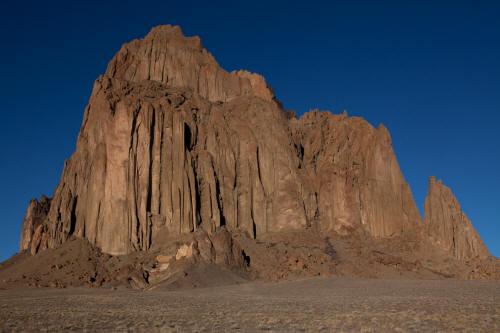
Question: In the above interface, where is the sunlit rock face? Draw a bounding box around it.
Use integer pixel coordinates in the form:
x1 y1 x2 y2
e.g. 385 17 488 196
105 25 275 103
290 110 422 239
19 25 489 264
20 195 51 253
423 177 490 260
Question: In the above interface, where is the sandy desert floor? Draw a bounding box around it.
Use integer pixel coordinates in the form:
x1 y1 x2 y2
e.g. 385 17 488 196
0 277 498 332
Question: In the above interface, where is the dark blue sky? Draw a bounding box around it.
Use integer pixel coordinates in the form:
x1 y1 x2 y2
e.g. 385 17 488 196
1 1 499 261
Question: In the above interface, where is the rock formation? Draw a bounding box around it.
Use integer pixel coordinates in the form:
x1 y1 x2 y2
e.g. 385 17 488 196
423 177 490 260
16 25 497 283
290 110 422 238
20 195 51 255
105 25 275 103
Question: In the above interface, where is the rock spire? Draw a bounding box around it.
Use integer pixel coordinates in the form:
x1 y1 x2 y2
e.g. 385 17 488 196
423 177 489 260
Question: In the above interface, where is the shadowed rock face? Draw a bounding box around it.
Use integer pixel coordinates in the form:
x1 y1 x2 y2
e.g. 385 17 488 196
423 177 489 260
19 25 491 264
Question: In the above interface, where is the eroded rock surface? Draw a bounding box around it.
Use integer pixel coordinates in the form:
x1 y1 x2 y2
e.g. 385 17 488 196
15 25 497 282
105 25 275 103
20 195 51 253
290 110 421 238
423 177 490 260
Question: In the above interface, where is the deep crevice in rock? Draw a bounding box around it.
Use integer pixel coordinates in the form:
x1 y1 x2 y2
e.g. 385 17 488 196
184 122 192 151
69 196 78 236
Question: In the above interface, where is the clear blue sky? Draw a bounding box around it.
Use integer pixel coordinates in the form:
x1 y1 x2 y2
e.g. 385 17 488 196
1 1 499 261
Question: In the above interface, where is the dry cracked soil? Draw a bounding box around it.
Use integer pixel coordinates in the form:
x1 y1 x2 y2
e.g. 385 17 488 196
0 277 499 332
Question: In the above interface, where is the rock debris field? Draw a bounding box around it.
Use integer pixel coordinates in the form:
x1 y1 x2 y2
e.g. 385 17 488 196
0 277 499 332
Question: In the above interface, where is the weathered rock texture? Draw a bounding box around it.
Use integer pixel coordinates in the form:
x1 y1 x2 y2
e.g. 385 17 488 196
423 177 490 260
290 110 422 238
20 195 51 254
105 25 274 103
19 25 494 274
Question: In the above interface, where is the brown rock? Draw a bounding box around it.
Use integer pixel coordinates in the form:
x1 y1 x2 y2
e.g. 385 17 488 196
423 177 490 260
175 243 196 261
31 60 310 255
156 254 174 263
105 25 275 104
30 224 48 255
16 25 494 282
290 110 421 238
20 195 50 252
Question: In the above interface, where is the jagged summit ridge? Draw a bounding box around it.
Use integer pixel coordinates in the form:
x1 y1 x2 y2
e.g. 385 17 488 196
106 25 274 103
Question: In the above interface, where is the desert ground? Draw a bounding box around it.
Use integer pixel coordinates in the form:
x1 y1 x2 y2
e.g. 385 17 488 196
0 277 498 332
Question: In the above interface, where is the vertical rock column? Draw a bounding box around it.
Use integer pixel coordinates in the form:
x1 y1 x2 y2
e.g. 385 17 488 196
171 110 198 235
20 196 51 252
423 176 490 260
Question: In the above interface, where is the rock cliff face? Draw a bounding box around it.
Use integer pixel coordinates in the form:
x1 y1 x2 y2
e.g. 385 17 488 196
290 110 421 238
19 25 492 269
423 177 490 260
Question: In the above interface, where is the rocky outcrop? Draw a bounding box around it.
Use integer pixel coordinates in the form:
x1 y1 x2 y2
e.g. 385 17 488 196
423 177 489 260
20 195 51 253
18 24 492 272
148 228 247 285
